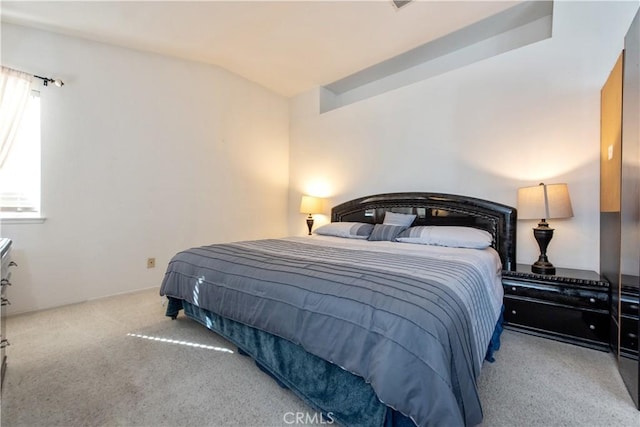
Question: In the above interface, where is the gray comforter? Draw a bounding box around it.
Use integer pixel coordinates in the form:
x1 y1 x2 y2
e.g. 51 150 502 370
160 237 502 427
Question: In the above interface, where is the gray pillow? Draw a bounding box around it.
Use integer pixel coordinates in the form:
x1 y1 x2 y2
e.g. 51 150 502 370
367 224 407 241
383 211 416 227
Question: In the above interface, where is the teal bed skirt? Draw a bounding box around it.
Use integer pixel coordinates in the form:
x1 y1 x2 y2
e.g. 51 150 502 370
166 297 502 427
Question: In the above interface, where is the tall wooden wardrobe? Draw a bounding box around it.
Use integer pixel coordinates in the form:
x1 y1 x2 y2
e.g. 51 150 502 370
600 8 640 409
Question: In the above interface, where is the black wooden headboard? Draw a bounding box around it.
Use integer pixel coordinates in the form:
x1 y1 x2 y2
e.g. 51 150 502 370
331 192 517 271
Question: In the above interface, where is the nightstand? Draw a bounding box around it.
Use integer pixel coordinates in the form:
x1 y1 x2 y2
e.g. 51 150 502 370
502 264 610 351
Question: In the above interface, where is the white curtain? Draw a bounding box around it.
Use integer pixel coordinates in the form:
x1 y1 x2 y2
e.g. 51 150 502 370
0 66 33 168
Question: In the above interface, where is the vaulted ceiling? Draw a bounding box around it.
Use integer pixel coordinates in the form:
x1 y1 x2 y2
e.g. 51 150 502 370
1 1 521 97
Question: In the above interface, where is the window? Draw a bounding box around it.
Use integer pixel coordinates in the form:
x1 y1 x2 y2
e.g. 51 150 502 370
0 91 41 218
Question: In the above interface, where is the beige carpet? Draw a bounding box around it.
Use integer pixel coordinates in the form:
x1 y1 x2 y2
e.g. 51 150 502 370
1 288 638 427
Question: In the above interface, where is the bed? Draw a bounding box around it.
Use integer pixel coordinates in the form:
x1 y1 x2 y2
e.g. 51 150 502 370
160 192 517 427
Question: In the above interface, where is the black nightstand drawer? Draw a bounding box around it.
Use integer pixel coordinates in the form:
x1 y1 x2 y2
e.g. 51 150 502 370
621 316 639 353
504 297 609 345
503 278 608 311
621 297 640 318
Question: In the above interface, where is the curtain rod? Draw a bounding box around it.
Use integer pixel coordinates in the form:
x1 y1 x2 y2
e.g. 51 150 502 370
33 74 64 87
1 66 64 87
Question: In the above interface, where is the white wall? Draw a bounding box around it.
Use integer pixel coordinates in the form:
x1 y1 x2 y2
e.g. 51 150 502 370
2 1 637 314
1 23 290 314
288 1 640 271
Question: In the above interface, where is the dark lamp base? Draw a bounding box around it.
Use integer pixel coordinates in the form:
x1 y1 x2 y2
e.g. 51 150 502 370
306 215 314 236
531 262 556 275
531 220 556 275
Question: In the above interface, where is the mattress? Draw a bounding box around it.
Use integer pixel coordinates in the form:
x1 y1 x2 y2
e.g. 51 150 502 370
160 235 504 426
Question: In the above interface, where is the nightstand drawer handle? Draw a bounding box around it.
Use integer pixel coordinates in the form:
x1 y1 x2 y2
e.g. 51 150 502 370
589 324 596 330
1 297 10 306
0 339 9 349
628 332 638 339
629 304 639 311
9 261 17 267
511 287 517 292
511 310 517 315
0 278 10 286
589 298 596 304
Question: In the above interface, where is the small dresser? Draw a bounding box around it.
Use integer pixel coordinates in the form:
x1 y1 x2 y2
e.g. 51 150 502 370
0 238 14 390
502 264 610 351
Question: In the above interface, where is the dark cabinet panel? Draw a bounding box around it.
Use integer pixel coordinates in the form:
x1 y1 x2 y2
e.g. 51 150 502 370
618 7 640 409
601 8 640 410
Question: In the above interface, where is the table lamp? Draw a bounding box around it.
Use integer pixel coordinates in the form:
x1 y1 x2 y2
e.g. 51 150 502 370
299 195 323 235
517 183 573 275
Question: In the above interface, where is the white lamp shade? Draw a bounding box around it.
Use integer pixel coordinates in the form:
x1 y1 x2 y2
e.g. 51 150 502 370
517 183 573 220
299 196 323 214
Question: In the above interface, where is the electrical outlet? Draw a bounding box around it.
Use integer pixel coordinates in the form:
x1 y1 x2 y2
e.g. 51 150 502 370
147 258 156 269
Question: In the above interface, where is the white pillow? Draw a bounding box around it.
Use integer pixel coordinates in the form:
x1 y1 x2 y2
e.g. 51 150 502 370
382 212 416 227
396 226 493 249
314 222 374 239
395 225 431 241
